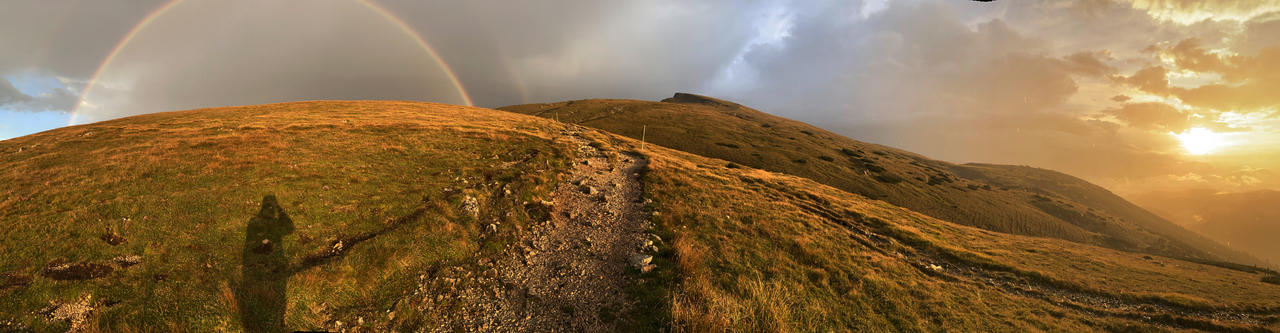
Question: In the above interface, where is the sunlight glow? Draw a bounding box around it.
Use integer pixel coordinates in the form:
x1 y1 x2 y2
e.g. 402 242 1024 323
1173 127 1227 155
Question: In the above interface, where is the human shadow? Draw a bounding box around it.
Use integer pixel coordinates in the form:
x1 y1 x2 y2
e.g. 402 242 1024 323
236 195 295 333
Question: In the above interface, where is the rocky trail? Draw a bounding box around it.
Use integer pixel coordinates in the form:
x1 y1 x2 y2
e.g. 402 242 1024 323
407 128 655 332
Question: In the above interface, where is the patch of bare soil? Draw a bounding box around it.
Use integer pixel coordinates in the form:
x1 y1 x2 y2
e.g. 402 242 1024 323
41 259 113 281
408 127 654 332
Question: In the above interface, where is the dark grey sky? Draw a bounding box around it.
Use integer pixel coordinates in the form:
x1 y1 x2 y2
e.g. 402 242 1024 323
3 0 1279 196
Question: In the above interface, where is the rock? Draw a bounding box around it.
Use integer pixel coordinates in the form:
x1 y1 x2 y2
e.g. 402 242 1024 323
99 231 126 246
581 186 597 195
462 195 480 218
630 254 653 269
41 295 94 330
641 264 656 273
488 223 499 232
253 239 273 254
112 255 142 267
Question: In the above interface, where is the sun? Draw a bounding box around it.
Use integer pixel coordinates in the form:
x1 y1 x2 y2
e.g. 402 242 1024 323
1172 127 1226 155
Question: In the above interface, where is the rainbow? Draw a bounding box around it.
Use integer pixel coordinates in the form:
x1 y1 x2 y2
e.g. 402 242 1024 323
70 0 472 125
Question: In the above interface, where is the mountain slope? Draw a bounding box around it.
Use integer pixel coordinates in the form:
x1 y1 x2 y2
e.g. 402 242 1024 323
500 93 1257 265
0 101 1276 331
1134 189 1280 268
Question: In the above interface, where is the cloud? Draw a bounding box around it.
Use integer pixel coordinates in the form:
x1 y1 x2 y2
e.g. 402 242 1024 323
1061 51 1118 77
1122 38 1280 113
1105 102 1189 131
1118 0 1280 23
0 78 32 105
0 77 77 112
4 0 1278 193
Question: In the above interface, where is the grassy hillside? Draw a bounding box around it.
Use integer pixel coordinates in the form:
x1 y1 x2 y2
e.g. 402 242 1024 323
1 100 1276 331
0 101 575 331
500 93 1257 266
637 141 1280 331
1134 189 1280 268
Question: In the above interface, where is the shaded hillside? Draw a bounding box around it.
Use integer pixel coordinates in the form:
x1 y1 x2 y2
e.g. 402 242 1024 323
500 93 1256 265
2 101 1277 331
1134 189 1280 268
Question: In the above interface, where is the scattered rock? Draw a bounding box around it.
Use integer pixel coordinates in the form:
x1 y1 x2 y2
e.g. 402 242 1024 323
630 254 653 269
42 259 114 280
462 195 481 218
112 255 142 267
40 295 94 331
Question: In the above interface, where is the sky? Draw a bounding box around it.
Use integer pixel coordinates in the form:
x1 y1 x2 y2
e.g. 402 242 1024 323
2 0 1279 197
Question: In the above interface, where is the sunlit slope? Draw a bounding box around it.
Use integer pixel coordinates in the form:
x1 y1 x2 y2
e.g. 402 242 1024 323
500 93 1256 265
0 101 576 331
1 100 1275 332
636 143 1280 331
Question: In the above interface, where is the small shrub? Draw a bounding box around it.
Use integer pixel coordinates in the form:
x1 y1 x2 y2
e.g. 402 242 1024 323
792 158 807 164
1263 275 1280 285
818 155 834 162
726 163 741 169
838 148 861 157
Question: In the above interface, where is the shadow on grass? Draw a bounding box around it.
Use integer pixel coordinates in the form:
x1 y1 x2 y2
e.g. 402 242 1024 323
236 195 295 332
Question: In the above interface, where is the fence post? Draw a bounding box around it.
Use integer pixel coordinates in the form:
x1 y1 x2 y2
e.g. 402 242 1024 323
641 125 647 151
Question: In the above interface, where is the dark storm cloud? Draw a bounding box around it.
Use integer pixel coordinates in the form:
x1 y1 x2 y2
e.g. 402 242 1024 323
380 0 779 107
0 1 164 78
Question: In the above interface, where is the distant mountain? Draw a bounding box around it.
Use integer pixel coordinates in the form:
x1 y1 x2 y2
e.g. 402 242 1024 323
501 93 1258 266
1134 189 1280 268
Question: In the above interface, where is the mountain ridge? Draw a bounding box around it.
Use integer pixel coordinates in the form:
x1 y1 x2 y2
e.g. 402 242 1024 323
500 93 1260 266
1 100 1276 331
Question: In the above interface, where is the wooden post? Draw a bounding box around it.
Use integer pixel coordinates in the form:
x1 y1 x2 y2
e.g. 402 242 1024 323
641 125 647 151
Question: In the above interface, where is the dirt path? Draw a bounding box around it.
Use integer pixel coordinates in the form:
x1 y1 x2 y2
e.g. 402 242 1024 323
413 128 654 332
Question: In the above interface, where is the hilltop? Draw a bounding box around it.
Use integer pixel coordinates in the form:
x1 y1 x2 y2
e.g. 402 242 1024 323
0 101 1277 331
501 93 1258 266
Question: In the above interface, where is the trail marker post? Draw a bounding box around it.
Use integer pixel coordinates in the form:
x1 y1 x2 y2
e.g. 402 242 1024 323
641 125 647 151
